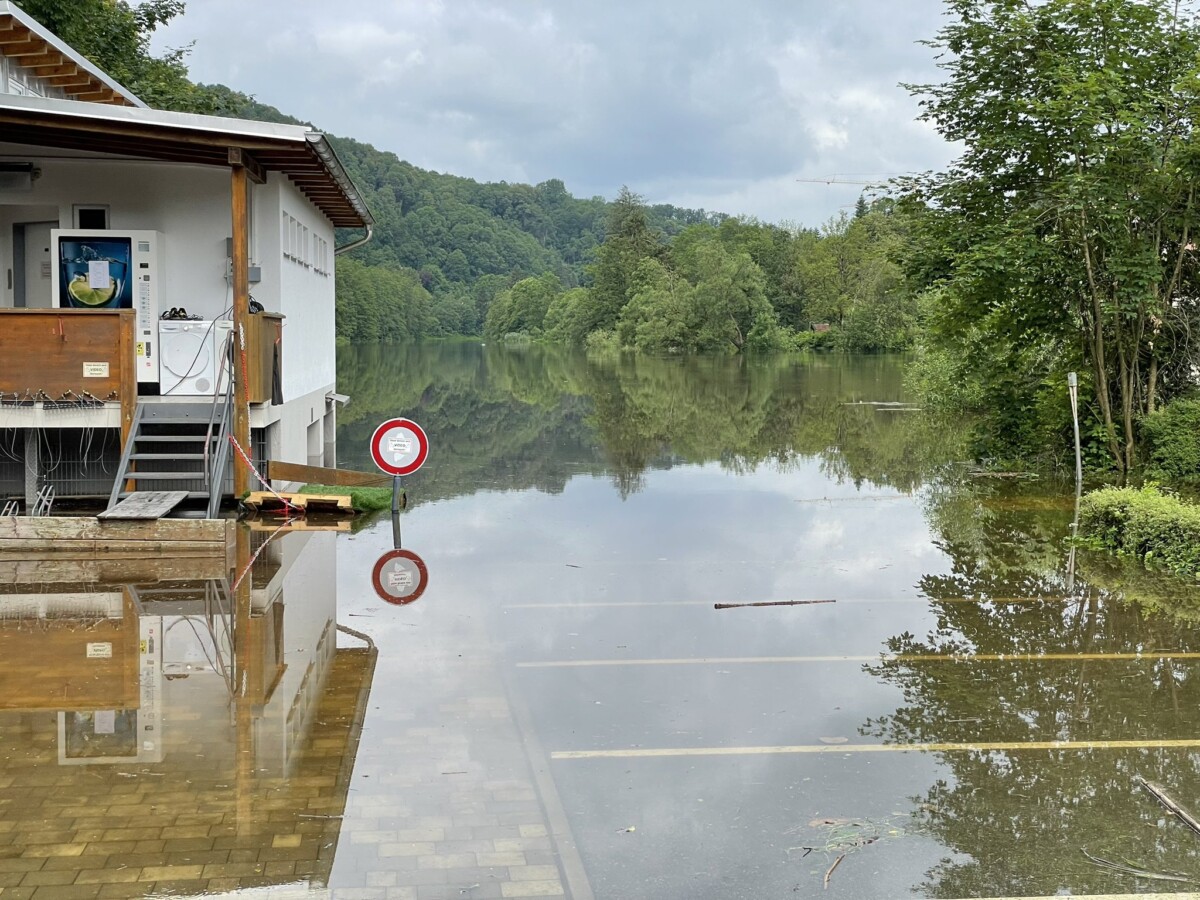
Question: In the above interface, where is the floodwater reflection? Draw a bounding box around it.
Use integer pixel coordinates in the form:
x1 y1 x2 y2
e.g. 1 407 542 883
8 345 1200 898
0 528 375 897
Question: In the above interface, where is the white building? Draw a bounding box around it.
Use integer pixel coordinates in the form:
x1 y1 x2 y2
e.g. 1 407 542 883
0 1 373 514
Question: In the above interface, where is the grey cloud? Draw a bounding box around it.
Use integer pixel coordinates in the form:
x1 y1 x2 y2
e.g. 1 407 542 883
156 0 957 224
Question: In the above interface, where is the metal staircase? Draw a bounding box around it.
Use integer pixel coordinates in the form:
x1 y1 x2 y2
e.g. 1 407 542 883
107 377 235 519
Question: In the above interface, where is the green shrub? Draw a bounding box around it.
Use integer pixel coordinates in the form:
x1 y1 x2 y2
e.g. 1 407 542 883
1141 397 1200 482
583 329 621 354
300 484 395 512
786 329 838 352
1078 485 1200 579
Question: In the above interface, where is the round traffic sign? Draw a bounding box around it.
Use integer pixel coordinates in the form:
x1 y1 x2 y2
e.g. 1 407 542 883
370 418 429 477
371 549 429 605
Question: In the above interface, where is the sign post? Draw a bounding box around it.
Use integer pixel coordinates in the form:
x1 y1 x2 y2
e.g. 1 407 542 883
371 549 429 605
370 418 431 598
370 417 429 530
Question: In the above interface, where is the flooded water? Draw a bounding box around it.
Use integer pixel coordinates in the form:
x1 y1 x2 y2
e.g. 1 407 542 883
4 343 1200 899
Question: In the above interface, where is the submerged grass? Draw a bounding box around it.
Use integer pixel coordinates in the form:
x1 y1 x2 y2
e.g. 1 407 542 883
299 484 397 512
1078 485 1200 580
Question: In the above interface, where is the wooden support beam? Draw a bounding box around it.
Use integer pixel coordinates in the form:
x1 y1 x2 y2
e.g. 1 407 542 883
0 39 49 55
231 165 251 499
228 147 266 185
43 73 94 88
267 460 391 487
22 61 79 76
72 88 114 102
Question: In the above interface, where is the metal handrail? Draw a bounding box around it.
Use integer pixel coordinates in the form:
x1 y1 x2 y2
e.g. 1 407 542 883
107 403 145 510
204 331 236 518
203 331 233 486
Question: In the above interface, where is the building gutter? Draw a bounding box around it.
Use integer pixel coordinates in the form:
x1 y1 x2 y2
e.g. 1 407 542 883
334 224 373 256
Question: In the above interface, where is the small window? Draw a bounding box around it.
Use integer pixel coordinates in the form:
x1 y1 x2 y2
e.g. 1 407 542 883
75 206 109 229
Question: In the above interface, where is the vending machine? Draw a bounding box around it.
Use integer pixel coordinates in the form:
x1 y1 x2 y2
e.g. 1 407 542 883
50 229 165 386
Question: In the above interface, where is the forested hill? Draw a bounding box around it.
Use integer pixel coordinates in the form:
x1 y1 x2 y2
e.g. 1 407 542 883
204 85 727 316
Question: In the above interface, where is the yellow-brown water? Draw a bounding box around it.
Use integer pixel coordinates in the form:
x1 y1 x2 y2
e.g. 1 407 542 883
3 345 1199 899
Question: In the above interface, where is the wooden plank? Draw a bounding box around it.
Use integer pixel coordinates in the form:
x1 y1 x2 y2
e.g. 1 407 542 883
0 539 225 556
0 309 133 401
246 518 349 533
243 491 353 513
98 491 189 520
268 460 391 487
0 516 228 542
0 554 228 585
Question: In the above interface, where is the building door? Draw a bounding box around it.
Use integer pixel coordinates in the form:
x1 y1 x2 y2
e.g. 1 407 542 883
13 221 56 308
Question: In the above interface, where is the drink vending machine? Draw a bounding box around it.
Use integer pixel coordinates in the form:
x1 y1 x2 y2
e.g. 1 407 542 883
50 229 165 385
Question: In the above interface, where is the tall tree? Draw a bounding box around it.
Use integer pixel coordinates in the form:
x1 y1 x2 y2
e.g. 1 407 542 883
18 0 213 111
584 187 663 334
902 0 1200 475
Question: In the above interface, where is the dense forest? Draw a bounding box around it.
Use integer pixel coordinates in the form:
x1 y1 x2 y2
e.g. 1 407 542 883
15 1 920 355
20 0 1200 476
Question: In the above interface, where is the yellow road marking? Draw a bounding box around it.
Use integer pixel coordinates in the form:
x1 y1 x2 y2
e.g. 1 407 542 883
948 895 1200 900
551 739 1200 760
504 596 1074 609
517 651 1200 668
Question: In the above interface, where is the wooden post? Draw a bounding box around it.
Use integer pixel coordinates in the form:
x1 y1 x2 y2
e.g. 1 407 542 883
118 310 135 447
231 162 251 498
233 523 254 831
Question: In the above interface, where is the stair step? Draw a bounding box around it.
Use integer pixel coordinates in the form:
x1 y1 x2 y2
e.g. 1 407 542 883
139 418 215 427
130 453 205 461
133 435 209 443
119 490 210 500
125 472 205 480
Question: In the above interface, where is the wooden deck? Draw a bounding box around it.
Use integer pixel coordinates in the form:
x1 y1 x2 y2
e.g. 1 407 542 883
0 516 233 558
243 491 354 515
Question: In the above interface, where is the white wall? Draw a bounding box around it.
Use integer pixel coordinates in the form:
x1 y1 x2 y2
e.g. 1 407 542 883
0 156 234 320
272 175 337 400
0 52 67 100
0 154 338 401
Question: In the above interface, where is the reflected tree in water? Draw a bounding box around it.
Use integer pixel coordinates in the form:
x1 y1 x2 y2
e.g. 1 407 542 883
864 481 1200 896
334 343 969 504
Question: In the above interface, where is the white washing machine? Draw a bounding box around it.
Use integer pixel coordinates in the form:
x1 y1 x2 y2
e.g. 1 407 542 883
159 320 232 395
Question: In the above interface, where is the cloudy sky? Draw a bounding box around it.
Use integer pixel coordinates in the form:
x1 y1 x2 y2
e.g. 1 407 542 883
152 1 959 228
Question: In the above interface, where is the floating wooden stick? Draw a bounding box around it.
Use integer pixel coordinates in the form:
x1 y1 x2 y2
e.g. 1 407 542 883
824 853 845 889
714 599 837 610
1138 776 1200 837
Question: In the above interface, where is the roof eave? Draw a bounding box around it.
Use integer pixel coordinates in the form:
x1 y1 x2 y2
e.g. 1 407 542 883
0 1 146 108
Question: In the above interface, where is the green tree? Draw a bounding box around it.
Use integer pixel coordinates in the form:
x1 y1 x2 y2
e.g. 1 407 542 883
675 238 775 352
483 273 563 339
584 187 664 334
19 0 214 111
617 258 694 352
902 0 1200 475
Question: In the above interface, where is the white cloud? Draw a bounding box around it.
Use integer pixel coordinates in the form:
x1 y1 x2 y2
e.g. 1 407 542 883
153 0 959 225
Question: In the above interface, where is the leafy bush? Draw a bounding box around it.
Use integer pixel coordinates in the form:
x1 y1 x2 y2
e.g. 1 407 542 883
1141 397 1200 482
583 329 621 354
1078 485 1200 579
786 329 838 352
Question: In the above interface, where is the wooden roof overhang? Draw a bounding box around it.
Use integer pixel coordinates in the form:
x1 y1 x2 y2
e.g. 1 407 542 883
0 97 373 228
0 3 142 108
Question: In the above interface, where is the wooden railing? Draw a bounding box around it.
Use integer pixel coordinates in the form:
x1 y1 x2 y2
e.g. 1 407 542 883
242 312 284 404
0 309 136 443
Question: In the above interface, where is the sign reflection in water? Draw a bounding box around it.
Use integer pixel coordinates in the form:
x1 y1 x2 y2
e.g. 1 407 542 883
0 526 376 895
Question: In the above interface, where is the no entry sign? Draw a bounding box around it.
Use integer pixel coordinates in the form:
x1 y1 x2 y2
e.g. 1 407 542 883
372 549 429 605
370 418 429 477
